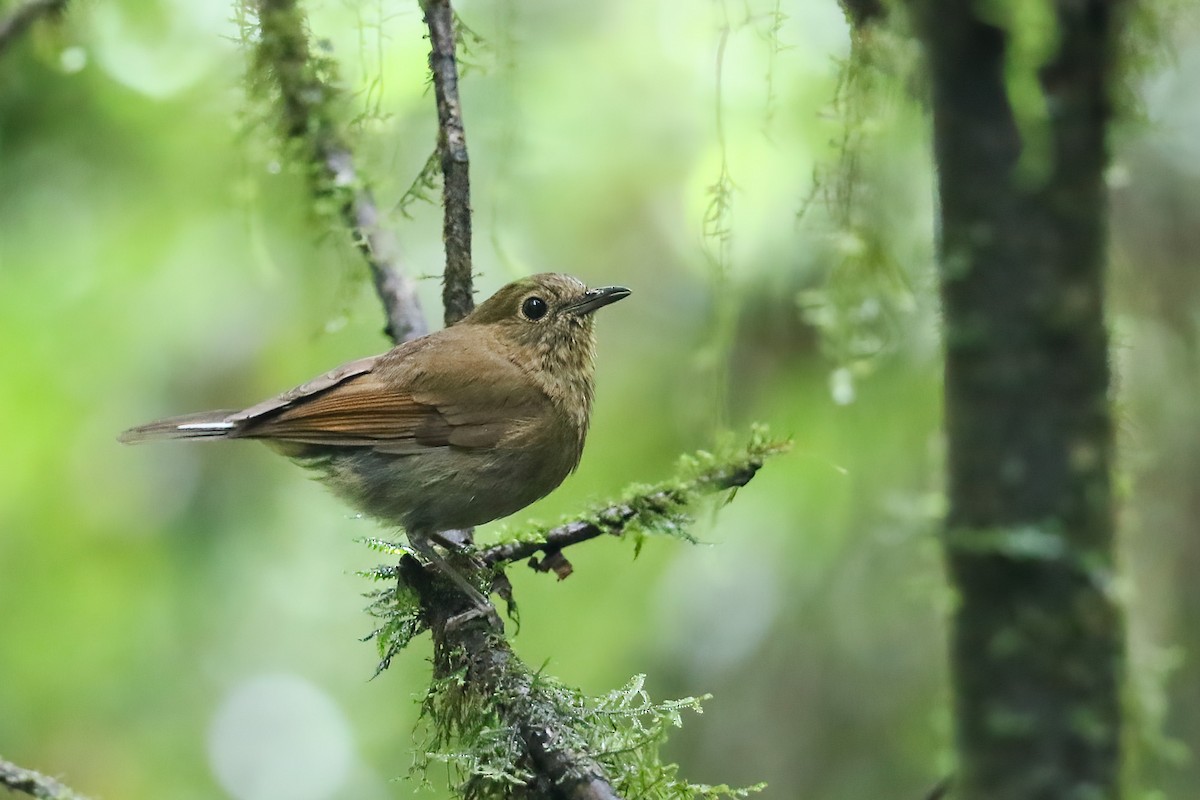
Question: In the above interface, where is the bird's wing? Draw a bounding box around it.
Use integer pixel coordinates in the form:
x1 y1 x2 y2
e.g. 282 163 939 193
232 332 545 454
228 355 380 422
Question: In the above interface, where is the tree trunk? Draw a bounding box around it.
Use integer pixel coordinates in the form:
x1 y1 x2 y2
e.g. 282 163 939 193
921 2 1126 798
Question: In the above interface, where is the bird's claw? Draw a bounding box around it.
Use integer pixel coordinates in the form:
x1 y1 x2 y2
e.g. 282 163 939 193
446 603 504 633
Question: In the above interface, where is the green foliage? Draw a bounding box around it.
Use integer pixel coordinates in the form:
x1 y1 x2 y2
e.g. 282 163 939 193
415 671 764 800
1124 641 1189 800
360 538 428 675
588 675 766 799
451 9 490 78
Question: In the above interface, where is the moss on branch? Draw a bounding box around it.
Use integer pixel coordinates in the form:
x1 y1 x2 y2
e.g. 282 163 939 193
247 0 427 344
0 756 91 800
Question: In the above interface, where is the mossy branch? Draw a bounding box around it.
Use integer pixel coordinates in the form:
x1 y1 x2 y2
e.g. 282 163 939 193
482 428 790 578
362 429 784 798
402 567 624 800
0 0 68 57
0 756 90 800
250 0 427 344
365 427 788 664
400 570 763 800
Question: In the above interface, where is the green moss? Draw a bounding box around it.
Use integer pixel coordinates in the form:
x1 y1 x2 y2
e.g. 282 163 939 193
359 538 428 675
945 523 1070 562
490 425 791 556
238 0 361 233
415 670 765 800
361 429 785 794
416 665 533 796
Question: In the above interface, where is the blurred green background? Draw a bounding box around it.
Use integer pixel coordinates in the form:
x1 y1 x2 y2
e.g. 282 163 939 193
1 1 1197 798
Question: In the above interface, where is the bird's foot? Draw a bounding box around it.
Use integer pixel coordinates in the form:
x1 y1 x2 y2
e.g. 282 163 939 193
410 536 502 630
445 603 504 633
430 528 473 551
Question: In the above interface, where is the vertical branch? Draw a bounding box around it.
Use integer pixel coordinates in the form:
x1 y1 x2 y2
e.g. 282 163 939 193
420 0 475 325
410 6 619 796
251 4 625 796
253 0 428 345
922 1 1126 798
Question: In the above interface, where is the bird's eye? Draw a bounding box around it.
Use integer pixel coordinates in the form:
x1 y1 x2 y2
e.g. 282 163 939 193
521 296 549 321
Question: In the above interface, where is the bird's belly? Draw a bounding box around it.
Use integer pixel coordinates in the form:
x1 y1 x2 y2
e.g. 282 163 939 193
299 442 578 534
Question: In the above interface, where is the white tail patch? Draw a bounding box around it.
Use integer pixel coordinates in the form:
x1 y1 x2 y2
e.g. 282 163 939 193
178 421 236 431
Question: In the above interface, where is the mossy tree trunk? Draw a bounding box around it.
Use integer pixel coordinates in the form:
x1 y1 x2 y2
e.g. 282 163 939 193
918 1 1126 798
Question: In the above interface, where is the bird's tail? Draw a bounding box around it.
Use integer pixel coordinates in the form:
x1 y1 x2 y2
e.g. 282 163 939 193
118 410 241 444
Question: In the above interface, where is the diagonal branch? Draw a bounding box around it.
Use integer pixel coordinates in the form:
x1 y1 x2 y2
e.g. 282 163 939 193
253 0 427 344
0 756 91 800
481 455 770 575
0 0 67 57
419 0 474 325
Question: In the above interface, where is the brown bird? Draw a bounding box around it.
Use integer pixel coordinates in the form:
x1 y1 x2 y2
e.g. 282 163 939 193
120 273 630 606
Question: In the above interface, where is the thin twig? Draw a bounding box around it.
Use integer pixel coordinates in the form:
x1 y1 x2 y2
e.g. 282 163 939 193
481 460 764 570
253 0 427 344
411 6 618 795
0 756 91 800
0 0 67 57
419 0 474 325
412 4 617 794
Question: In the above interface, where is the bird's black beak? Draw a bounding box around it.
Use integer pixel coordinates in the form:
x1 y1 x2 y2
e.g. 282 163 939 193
565 285 631 316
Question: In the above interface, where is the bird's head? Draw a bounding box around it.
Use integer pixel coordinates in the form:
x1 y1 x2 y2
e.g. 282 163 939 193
462 273 630 362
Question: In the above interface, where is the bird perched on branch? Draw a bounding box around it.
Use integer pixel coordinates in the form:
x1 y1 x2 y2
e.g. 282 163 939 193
120 273 630 608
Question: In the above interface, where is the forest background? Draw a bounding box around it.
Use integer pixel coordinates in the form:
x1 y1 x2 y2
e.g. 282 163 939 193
2 0 1199 798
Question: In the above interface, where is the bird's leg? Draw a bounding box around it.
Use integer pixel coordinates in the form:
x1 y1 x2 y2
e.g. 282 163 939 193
409 535 497 623
430 528 473 550
444 603 503 632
